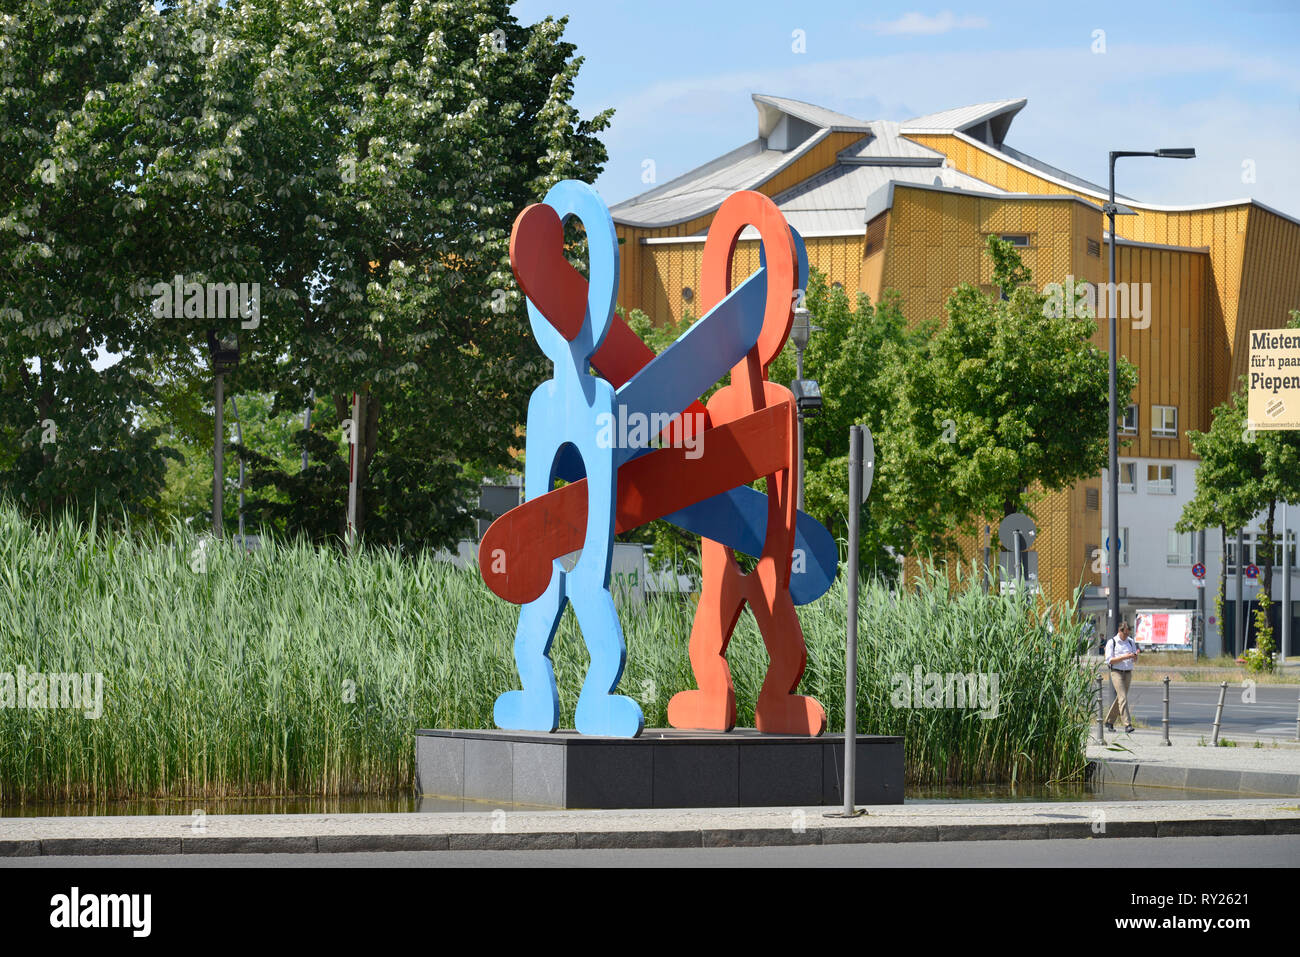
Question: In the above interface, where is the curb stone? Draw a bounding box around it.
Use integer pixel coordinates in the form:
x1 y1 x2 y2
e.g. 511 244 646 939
2 816 1297 857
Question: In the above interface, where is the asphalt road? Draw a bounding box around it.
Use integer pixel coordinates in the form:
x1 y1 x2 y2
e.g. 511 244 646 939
5 835 1298 867
1120 681 1298 737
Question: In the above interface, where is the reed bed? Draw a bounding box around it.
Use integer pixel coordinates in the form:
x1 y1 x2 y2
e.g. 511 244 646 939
0 506 1092 803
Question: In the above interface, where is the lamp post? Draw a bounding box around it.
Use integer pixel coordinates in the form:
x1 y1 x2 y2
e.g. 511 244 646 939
230 394 246 550
789 305 822 511
1104 147 1195 640
206 330 240 539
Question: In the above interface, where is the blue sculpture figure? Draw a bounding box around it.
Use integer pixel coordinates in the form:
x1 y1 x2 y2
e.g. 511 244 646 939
493 180 645 738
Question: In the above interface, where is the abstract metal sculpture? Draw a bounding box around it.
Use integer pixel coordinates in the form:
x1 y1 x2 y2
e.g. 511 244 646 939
480 180 837 737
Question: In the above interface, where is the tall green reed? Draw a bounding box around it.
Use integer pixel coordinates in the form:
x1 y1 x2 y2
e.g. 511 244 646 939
0 505 1091 802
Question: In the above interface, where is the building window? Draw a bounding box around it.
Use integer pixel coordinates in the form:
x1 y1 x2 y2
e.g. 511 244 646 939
999 234 1030 247
1119 462 1136 493
1227 531 1299 570
1227 535 1254 571
1152 405 1178 438
1277 531 1298 568
1166 530 1195 566
1119 404 1138 434
1147 463 1175 494
1087 238 1101 257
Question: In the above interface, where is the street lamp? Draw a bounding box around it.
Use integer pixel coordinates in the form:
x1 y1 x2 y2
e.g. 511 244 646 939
207 329 239 539
1104 147 1195 640
789 304 823 511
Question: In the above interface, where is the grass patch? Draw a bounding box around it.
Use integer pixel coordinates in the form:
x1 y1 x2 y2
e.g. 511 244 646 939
0 506 1094 803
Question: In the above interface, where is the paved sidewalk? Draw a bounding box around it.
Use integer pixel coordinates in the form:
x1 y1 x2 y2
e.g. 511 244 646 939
2 798 1298 857
1088 728 1300 796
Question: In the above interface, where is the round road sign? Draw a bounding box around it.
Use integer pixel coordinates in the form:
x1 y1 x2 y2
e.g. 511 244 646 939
1192 562 1206 579
1245 563 1260 579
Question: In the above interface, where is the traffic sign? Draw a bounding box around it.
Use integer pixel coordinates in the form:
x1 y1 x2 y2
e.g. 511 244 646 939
1192 562 1206 579
1245 563 1260 579
999 512 1037 550
1194 579 1206 589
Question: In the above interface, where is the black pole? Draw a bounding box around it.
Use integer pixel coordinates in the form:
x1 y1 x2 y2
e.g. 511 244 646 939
1196 528 1206 660
1106 153 1121 645
213 372 224 539
1236 528 1245 656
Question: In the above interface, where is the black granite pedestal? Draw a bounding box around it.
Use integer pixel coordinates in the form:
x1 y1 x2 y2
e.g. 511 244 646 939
415 728 904 809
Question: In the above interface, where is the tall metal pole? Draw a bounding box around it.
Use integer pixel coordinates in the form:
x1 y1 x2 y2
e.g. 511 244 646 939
1196 528 1207 661
213 372 224 539
230 395 245 550
1236 528 1245 656
346 391 362 550
1106 154 1121 643
1283 502 1292 664
843 425 863 816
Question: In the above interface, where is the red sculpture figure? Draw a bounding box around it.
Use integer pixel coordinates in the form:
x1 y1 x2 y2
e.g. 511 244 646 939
666 191 828 736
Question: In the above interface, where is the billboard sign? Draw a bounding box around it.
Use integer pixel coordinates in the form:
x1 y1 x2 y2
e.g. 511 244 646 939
1134 610 1194 648
1247 329 1300 431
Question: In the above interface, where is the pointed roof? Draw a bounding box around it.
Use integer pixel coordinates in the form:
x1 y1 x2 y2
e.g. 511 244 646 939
751 94 872 136
901 98 1026 147
611 96 958 229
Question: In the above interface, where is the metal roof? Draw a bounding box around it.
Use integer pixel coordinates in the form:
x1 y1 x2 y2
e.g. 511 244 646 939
722 164 1002 238
900 99 1027 135
998 143 1132 201
751 94 871 135
610 97 973 229
610 130 833 228
613 93 1300 241
839 122 945 165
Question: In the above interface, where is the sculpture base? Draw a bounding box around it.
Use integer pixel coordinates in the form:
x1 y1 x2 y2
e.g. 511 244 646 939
415 728 904 809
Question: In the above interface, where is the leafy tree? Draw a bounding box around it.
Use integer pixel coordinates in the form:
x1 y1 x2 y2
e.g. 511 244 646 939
0 1 189 524
181 0 612 548
878 236 1138 559
766 270 915 579
1178 310 1300 640
1 0 610 549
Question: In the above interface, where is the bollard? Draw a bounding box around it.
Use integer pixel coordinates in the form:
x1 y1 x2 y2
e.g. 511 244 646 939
1211 680 1227 746
1161 675 1171 746
1095 675 1106 744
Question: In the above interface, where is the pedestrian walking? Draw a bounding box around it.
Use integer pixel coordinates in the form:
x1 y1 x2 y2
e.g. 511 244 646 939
1104 620 1138 733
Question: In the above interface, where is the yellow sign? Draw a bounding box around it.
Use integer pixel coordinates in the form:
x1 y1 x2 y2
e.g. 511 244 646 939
1247 329 1300 431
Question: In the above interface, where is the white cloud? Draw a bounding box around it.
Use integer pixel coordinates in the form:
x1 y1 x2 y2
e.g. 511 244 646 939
868 11 990 36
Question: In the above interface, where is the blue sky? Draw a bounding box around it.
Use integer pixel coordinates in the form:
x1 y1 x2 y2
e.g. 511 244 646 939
511 0 1300 214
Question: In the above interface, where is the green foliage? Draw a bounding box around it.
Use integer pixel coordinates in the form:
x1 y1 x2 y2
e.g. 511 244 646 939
0 0 610 548
0 2 184 525
1245 589 1276 673
878 236 1137 556
0 504 1092 801
766 270 915 577
1179 311 1300 605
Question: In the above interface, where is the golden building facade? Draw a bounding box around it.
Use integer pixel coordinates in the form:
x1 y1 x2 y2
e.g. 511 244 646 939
607 95 1300 629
